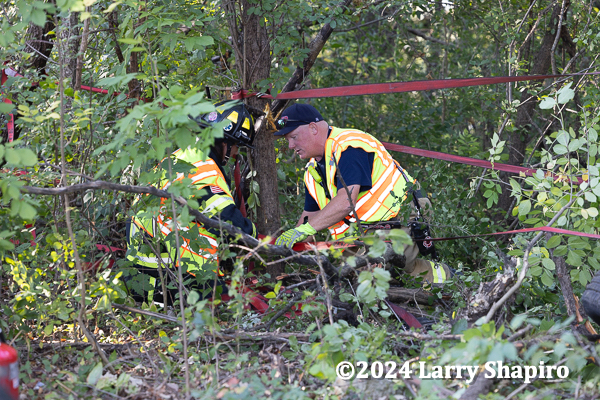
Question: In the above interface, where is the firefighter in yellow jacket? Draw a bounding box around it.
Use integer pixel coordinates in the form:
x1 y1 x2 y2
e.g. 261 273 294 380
274 103 450 285
126 101 257 302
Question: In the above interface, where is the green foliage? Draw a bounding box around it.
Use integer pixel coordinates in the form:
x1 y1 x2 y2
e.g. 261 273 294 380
1 0 599 399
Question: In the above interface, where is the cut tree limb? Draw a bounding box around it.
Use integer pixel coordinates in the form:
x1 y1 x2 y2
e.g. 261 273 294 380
386 287 434 305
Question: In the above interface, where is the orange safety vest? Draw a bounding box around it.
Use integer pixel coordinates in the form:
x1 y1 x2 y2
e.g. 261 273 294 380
128 147 236 276
304 127 415 239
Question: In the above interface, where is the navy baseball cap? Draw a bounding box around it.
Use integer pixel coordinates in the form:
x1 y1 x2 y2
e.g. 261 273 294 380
273 103 324 136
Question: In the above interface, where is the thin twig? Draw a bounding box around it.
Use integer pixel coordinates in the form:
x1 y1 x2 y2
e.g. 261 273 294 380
507 324 533 341
112 303 179 323
57 17 112 371
551 0 568 75
317 263 335 326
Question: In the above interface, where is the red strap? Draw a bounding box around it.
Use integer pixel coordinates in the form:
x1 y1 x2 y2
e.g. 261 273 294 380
382 142 582 183
385 300 423 329
80 84 109 95
425 226 600 242
264 225 600 254
233 155 247 218
1 69 15 142
233 72 600 100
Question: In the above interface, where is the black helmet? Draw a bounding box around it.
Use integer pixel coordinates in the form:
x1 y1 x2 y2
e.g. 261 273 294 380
197 101 256 149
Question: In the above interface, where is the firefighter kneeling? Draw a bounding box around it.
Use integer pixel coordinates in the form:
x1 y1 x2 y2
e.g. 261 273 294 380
125 101 257 304
273 103 451 286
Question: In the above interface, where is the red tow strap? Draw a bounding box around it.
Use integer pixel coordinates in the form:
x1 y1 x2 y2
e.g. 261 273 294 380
426 226 600 242
265 225 600 253
1 67 15 142
381 142 583 184
232 72 600 100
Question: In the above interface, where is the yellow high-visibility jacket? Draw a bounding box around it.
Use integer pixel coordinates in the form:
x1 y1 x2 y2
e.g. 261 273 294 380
127 147 255 277
304 127 415 239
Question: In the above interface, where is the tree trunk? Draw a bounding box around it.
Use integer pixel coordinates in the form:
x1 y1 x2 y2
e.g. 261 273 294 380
497 2 569 214
23 14 55 74
224 0 281 277
58 12 81 88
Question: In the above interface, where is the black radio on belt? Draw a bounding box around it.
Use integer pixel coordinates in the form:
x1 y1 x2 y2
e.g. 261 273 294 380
408 220 439 260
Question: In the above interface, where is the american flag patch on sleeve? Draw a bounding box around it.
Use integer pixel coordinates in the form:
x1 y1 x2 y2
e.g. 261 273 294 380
210 186 224 194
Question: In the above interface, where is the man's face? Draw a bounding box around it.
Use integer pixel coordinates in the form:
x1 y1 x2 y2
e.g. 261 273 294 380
284 123 317 159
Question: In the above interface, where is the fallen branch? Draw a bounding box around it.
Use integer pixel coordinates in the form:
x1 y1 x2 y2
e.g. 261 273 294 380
112 303 179 323
21 181 411 279
212 331 311 343
20 180 338 273
391 331 462 341
386 286 434 305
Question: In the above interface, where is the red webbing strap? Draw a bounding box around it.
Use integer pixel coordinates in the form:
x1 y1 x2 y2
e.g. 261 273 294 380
232 72 600 100
80 84 109 95
262 226 600 253
1 68 15 142
385 299 422 329
233 155 247 218
382 142 583 183
425 226 600 242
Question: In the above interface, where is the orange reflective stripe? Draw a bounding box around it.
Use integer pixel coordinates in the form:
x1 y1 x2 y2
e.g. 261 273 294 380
302 127 413 239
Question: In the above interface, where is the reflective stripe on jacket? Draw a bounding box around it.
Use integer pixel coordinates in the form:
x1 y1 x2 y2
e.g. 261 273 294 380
304 127 415 239
127 147 237 274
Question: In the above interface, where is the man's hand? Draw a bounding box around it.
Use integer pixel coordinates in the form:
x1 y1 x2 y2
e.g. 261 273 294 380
275 222 317 248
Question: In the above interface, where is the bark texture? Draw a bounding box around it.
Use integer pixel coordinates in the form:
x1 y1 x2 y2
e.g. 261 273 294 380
24 15 55 73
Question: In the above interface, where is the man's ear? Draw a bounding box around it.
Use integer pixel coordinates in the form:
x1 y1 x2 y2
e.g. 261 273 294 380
309 122 318 135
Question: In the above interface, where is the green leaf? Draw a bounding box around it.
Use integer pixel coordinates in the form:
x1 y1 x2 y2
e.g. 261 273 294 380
0 239 15 251
97 294 110 311
0 103 13 114
18 202 36 220
585 192 597 202
587 207 599 218
31 8 46 26
557 84 575 104
187 290 199 304
4 148 20 165
509 178 521 193
451 319 468 334
541 270 554 287
567 250 582 266
119 37 143 45
530 265 543 276
546 235 561 249
518 199 531 216
568 138 581 152
16 148 38 166
104 1 122 13
373 267 390 282
554 144 568 155
542 258 555 271
554 245 568 256
196 36 214 46
87 362 103 385
0 144 5 160
556 130 569 146
510 314 527 330
539 96 556 109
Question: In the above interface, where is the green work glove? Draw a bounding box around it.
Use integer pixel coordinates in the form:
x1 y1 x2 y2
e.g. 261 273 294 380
275 222 317 248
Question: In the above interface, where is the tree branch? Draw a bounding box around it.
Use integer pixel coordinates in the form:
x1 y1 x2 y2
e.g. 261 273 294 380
405 27 457 48
271 0 353 116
